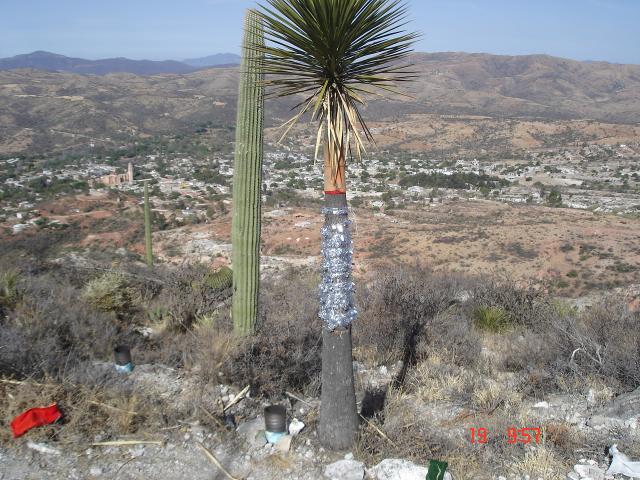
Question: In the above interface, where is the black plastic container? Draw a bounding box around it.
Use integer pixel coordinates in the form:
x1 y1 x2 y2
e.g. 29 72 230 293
114 345 132 366
264 405 287 433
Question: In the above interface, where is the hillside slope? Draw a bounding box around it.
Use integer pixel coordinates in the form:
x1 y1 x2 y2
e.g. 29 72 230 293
1 52 639 154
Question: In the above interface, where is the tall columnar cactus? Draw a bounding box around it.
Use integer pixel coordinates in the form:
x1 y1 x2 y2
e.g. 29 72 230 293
144 181 153 268
231 10 265 335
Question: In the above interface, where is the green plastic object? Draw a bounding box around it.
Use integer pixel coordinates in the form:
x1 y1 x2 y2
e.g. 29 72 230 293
427 460 449 480
231 9 265 336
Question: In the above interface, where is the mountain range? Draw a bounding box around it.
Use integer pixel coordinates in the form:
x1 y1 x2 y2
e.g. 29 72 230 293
0 51 241 75
182 53 241 68
1 51 639 155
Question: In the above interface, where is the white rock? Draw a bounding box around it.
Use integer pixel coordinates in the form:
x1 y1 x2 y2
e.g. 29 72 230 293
26 442 61 455
533 401 550 409
574 464 605 480
566 472 580 480
289 418 305 436
265 209 288 218
89 467 103 477
324 459 365 480
129 446 145 458
368 459 428 480
589 386 640 431
274 435 292 454
344 453 354 460
606 444 640 478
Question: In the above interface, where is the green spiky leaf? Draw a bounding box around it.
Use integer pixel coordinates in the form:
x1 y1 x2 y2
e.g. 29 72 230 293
256 0 419 170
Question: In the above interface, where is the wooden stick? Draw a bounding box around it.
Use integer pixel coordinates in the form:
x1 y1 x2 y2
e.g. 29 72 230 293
113 456 139 477
0 377 78 388
91 440 163 447
285 391 314 408
223 385 250 412
0 378 27 385
89 400 138 415
359 414 398 448
199 405 225 429
0 378 50 387
196 442 243 480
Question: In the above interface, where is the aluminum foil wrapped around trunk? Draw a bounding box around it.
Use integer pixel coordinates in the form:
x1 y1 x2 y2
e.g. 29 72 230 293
319 195 358 331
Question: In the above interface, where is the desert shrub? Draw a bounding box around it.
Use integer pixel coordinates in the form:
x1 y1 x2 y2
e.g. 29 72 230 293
543 422 585 456
0 269 20 316
0 274 118 379
560 243 574 252
414 311 481 368
83 272 135 314
147 304 169 324
473 305 510 332
223 268 322 397
354 267 469 365
155 263 232 330
136 312 239 386
470 279 544 327
0 229 81 261
546 298 640 391
500 329 559 375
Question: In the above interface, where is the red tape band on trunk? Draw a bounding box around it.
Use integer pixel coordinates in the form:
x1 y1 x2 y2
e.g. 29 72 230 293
324 190 346 195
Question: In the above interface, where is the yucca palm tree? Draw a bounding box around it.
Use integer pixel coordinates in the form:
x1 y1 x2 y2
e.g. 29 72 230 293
256 0 417 449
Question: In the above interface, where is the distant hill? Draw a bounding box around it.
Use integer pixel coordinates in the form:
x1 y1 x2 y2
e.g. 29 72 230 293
0 51 199 75
1 51 640 154
394 52 640 123
182 53 241 67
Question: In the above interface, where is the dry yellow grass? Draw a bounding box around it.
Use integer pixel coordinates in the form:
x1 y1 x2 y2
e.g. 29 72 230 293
508 446 568 479
407 351 470 404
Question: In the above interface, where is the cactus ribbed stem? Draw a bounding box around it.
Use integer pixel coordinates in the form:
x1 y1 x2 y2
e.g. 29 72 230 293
231 10 265 336
144 181 153 268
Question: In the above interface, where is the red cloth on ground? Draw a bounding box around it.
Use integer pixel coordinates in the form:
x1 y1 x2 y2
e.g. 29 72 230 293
10 404 62 438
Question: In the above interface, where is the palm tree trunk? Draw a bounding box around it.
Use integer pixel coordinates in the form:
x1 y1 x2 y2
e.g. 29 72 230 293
318 151 359 450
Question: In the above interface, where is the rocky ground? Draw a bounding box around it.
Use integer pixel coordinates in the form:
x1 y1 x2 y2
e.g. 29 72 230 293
152 200 640 299
1 359 639 480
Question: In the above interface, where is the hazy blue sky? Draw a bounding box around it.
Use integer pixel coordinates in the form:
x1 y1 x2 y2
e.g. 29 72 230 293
1 0 638 63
